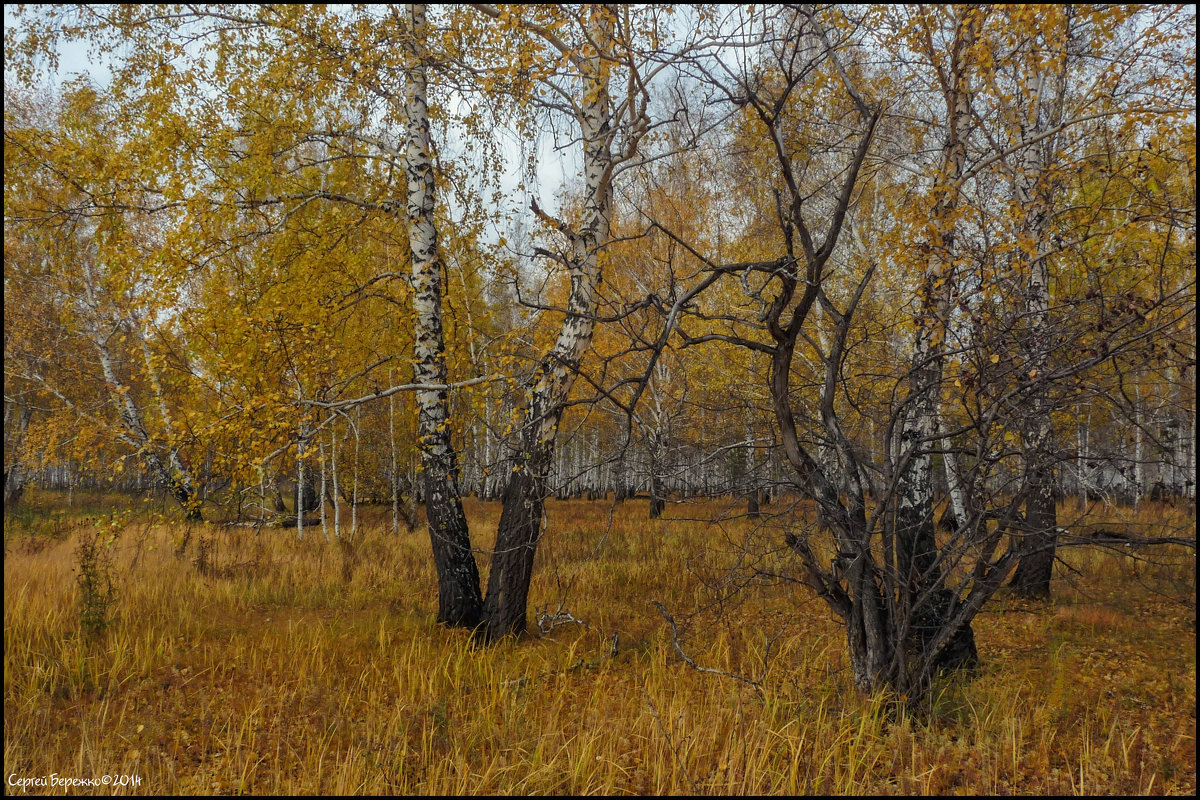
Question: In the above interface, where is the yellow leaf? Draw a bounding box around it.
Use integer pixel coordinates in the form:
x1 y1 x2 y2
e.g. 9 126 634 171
990 354 1000 364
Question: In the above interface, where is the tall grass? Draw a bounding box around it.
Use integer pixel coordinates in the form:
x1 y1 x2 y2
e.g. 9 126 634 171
4 495 1195 794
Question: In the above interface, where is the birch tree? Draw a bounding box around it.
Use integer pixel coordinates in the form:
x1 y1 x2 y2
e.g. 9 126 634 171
400 3 485 627
5 83 205 519
466 3 649 640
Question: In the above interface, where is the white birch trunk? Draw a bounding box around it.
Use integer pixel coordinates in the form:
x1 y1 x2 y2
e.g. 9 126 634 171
1133 382 1143 507
896 14 974 584
484 4 624 640
402 2 482 625
941 433 967 526
296 438 306 541
388 369 400 535
318 440 329 541
351 410 360 539
331 429 342 540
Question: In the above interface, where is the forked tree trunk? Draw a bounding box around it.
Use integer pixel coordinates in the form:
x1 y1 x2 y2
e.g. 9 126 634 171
845 564 893 696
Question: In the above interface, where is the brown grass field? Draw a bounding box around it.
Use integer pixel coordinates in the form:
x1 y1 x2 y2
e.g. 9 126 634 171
3 490 1196 795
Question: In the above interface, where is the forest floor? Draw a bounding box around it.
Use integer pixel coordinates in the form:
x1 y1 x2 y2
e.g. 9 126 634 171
3 490 1196 795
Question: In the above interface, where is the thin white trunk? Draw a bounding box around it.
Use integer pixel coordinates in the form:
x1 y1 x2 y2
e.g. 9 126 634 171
388 368 400 535
351 410 360 539
331 428 341 540
482 383 493 498
318 440 330 541
134 317 195 501
297 441 305 541
1189 402 1196 501
1133 382 1143 508
942 434 967 525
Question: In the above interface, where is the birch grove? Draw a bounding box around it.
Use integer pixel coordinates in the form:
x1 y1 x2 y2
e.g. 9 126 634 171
4 4 1194 704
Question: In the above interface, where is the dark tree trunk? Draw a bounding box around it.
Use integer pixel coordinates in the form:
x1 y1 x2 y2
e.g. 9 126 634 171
424 464 484 627
4 470 27 508
845 566 893 696
649 471 665 518
895 495 977 676
398 490 419 532
649 494 664 518
918 589 979 674
297 478 319 514
1009 469 1057 598
272 477 320 515
166 477 203 522
481 462 545 641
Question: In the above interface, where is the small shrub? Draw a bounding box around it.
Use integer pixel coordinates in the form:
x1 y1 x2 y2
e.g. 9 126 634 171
75 520 121 640
194 529 213 576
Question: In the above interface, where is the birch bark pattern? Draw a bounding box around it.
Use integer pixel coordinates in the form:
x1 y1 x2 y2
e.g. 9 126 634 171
1009 49 1069 597
893 9 977 670
942 434 968 528
481 5 616 642
402 2 483 627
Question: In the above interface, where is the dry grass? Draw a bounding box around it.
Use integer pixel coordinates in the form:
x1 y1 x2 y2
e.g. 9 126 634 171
3 491 1196 795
